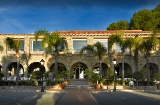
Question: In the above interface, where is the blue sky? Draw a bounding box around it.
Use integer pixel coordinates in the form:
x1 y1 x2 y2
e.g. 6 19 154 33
0 0 160 34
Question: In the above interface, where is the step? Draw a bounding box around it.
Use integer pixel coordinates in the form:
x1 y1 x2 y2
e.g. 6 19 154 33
64 79 94 89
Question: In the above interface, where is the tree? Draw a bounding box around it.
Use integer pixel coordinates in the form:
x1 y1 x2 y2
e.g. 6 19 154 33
108 33 123 55
139 33 158 86
108 33 134 85
129 5 160 32
5 37 21 86
122 38 134 56
107 20 129 30
79 42 107 77
133 71 143 87
0 45 3 51
132 35 143 72
34 29 68 77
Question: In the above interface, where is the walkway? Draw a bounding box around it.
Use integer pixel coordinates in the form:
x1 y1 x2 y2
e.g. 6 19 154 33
57 88 98 105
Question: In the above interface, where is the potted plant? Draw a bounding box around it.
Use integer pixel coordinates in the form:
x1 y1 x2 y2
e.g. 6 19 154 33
153 73 160 89
91 72 101 89
55 71 65 89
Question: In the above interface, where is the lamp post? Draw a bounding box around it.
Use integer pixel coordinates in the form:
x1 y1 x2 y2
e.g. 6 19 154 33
40 59 45 92
112 58 117 92
16 53 20 86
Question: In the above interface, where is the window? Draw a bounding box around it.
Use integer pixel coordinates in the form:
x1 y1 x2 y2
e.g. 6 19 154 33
73 40 87 53
32 40 43 51
115 43 121 52
115 43 129 52
7 40 24 51
94 40 108 49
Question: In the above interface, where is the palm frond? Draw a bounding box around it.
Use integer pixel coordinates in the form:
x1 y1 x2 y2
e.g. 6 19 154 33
79 45 94 55
34 29 49 42
108 33 123 49
0 45 3 51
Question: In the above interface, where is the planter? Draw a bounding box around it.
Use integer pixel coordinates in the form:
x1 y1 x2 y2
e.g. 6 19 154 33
157 83 160 89
102 85 108 89
64 80 70 85
57 84 63 89
95 84 101 89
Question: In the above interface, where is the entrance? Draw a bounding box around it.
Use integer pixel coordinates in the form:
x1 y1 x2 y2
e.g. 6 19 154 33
74 66 85 79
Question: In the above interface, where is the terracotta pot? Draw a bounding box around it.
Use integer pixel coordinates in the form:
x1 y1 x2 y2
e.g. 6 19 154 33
57 84 63 89
65 81 70 85
95 84 101 89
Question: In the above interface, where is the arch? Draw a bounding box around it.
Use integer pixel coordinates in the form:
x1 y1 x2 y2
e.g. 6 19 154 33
71 62 88 79
93 63 109 77
6 62 24 77
50 62 67 73
143 62 159 78
4 62 24 80
115 62 132 78
0 65 2 72
28 62 46 74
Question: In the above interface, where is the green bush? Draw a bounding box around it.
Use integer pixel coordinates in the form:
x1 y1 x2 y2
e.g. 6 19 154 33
0 80 37 86
117 80 123 85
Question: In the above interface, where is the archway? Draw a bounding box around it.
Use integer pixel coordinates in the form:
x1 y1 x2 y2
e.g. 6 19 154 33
7 62 24 77
50 62 67 74
143 62 159 78
115 63 132 78
93 63 108 77
6 62 24 80
0 65 2 72
28 62 46 74
71 62 88 79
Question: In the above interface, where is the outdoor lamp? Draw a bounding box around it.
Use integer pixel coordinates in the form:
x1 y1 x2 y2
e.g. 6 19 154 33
40 59 45 92
40 59 45 66
112 58 117 65
112 58 117 92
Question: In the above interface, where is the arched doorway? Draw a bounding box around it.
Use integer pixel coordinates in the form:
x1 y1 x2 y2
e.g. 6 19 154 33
7 62 24 77
50 62 67 74
115 63 132 78
28 62 46 74
71 62 87 79
93 63 108 77
143 62 159 78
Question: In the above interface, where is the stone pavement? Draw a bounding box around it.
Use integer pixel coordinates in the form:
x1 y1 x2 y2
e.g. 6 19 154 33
57 88 98 105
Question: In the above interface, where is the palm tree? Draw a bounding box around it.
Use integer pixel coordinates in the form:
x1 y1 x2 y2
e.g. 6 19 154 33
108 33 123 82
132 35 143 72
0 45 3 51
140 33 158 86
34 29 68 76
122 38 134 56
108 33 135 84
79 42 107 77
108 33 123 55
5 37 21 86
120 38 134 84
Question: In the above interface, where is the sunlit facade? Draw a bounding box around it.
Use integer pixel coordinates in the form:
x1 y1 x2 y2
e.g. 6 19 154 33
0 30 160 80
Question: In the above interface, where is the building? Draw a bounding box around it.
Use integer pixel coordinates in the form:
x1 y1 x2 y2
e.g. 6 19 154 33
0 30 160 80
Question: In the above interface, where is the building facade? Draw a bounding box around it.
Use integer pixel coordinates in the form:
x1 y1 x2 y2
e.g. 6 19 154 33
0 30 160 80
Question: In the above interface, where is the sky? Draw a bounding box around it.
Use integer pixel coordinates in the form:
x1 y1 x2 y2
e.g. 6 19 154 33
0 0 160 34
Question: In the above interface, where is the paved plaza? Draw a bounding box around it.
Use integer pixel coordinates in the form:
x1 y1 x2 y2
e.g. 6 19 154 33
0 89 160 105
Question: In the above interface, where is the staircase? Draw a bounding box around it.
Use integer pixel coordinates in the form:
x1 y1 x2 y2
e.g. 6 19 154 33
65 79 94 89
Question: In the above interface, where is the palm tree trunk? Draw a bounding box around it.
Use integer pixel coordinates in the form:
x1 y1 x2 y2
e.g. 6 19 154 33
122 53 125 85
54 51 58 76
134 49 139 71
145 53 150 87
99 60 102 77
